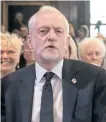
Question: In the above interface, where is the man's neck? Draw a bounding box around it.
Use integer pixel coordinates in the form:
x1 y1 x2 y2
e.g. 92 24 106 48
37 59 62 71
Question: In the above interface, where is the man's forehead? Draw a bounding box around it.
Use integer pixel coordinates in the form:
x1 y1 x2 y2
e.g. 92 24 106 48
36 11 65 23
35 12 66 28
29 10 69 33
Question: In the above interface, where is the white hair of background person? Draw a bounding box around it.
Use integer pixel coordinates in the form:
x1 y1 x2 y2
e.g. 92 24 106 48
79 37 106 58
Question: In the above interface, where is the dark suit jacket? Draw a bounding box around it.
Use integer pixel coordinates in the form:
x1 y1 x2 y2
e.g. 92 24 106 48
1 59 106 122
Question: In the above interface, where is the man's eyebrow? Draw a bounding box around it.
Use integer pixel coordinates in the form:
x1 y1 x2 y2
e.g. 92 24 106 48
54 27 64 30
37 26 64 32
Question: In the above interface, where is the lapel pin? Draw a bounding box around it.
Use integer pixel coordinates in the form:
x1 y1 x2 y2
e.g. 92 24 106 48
71 78 77 84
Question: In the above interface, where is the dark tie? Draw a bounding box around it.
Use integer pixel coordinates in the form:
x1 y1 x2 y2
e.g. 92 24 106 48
40 72 54 122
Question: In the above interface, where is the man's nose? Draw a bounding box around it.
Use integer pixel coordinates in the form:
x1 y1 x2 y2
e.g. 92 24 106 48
48 28 56 40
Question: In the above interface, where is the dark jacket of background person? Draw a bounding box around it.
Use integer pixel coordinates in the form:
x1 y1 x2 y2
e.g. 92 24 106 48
19 53 26 69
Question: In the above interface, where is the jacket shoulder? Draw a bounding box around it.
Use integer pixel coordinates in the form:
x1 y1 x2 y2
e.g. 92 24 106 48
1 64 35 89
68 59 105 74
65 59 106 89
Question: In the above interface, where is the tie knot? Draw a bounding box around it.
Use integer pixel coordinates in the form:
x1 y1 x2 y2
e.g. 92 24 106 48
44 72 54 82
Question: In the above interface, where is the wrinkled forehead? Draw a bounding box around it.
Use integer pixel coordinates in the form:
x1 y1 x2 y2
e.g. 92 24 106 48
35 11 67 29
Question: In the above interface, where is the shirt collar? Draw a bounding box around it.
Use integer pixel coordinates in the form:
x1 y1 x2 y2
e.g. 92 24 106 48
35 59 63 83
52 59 63 79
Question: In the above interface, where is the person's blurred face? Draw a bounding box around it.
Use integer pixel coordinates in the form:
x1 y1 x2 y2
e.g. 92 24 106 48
20 27 28 38
23 43 35 63
81 43 104 66
78 30 85 40
1 45 20 73
29 11 69 64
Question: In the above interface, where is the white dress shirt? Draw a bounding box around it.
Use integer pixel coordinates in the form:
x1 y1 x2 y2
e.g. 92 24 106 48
32 60 63 122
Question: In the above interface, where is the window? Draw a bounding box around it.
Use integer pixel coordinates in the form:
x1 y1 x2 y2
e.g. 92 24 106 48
90 0 106 36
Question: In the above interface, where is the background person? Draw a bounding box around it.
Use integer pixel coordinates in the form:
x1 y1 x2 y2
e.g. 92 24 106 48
79 37 106 66
77 25 89 42
0 32 23 78
23 41 35 66
64 37 78 59
19 25 28 40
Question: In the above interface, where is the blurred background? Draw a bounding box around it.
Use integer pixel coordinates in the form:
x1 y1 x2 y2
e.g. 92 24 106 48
1 0 106 37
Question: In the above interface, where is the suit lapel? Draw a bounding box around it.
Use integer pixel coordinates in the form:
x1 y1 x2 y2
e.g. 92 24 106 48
62 59 79 122
18 64 35 122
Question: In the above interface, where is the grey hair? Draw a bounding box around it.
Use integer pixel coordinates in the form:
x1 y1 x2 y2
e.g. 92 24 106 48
28 5 69 33
80 25 89 37
79 37 106 58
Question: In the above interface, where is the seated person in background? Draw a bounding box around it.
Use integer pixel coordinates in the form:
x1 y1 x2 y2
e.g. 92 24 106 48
69 24 79 58
23 41 35 66
96 33 106 69
79 37 106 67
69 23 78 47
0 32 23 78
77 25 89 42
19 34 35 68
19 25 28 40
64 37 78 59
